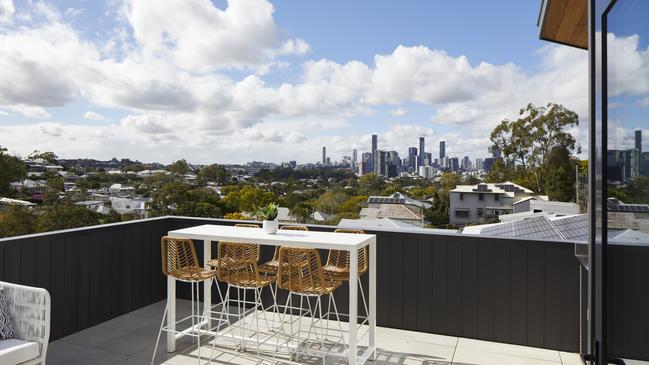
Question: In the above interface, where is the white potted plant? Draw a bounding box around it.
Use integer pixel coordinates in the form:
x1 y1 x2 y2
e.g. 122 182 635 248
257 202 279 234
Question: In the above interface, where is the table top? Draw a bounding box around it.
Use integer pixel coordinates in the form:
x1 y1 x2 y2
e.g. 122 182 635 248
167 224 376 250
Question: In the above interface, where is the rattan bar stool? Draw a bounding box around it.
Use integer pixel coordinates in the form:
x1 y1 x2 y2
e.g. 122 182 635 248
276 247 347 364
258 225 309 275
323 228 370 323
205 223 260 315
209 241 278 361
152 237 218 365
257 225 309 334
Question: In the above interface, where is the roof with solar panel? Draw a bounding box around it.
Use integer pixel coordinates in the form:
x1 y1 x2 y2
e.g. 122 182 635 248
463 214 589 242
607 198 649 213
367 192 431 208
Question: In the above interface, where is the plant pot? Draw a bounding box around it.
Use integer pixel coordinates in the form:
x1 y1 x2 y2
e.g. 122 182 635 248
262 219 278 234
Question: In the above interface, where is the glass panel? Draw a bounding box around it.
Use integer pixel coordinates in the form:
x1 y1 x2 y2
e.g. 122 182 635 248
604 0 649 362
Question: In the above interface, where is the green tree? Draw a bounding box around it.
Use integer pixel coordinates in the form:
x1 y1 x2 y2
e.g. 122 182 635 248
489 103 579 192
315 190 348 214
0 146 27 197
36 203 101 232
292 201 315 223
424 190 450 226
223 186 277 213
168 159 190 175
0 205 36 238
197 164 230 185
542 146 577 201
461 175 482 185
358 173 383 195
28 150 58 164
439 172 461 192
147 182 224 218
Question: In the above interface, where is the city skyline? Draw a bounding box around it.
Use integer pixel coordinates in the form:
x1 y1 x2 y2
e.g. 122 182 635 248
0 0 604 165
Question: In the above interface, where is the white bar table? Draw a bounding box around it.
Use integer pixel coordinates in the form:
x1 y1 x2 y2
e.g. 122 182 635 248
165 224 377 365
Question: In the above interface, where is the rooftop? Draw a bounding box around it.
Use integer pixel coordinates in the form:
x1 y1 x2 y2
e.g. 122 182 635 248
46 299 585 365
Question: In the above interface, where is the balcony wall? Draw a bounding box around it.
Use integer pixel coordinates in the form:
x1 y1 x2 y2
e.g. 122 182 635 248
1 216 586 353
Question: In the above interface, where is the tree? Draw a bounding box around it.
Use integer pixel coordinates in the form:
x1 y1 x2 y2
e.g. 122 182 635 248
315 190 348 214
542 146 577 202
292 201 315 223
198 164 230 185
489 103 579 192
484 159 516 184
439 172 460 192
425 190 450 226
0 146 27 197
461 175 481 185
28 150 58 164
223 186 277 213
168 159 190 175
147 183 224 218
358 173 384 195
223 212 251 220
0 205 36 238
36 203 101 232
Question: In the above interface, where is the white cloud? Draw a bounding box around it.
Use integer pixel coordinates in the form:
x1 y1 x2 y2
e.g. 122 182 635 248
14 1 649 163
83 111 106 120
0 0 14 24
119 0 308 72
390 106 407 116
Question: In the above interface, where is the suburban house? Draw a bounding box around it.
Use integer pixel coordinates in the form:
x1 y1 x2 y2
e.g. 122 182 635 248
359 192 431 226
449 182 536 225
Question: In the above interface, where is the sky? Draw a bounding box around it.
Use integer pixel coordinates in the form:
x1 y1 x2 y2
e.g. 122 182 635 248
0 0 644 165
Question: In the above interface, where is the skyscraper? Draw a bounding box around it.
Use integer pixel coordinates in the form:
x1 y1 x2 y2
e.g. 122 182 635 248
408 147 417 170
322 146 326 165
493 147 502 158
636 130 642 154
439 141 446 159
418 137 425 167
371 134 377 172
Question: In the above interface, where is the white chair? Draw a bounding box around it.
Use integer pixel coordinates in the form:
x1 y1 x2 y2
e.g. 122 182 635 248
0 281 50 365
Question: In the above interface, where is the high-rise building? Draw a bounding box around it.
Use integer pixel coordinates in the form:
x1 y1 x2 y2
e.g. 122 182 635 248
361 152 372 175
408 147 417 171
439 141 446 160
373 150 387 176
352 149 358 167
418 137 425 167
608 149 639 181
322 146 326 164
636 130 642 154
475 158 483 171
449 157 460 171
462 156 470 170
423 152 432 166
418 165 435 179
371 134 377 172
492 147 502 158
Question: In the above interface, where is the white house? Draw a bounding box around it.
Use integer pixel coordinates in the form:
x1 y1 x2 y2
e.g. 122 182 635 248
450 182 535 225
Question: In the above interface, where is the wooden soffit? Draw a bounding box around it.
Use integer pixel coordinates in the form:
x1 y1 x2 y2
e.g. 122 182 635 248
538 0 588 50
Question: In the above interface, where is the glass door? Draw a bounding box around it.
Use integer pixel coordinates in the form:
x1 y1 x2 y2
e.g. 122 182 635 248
601 0 649 363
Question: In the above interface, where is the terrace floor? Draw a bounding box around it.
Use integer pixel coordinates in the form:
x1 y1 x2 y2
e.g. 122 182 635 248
46 299 586 365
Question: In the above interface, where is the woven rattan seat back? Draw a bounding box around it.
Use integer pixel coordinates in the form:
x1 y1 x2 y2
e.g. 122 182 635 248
325 229 368 276
234 223 260 228
279 225 309 231
234 223 261 260
278 247 332 294
161 236 201 280
217 241 270 287
264 225 310 265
